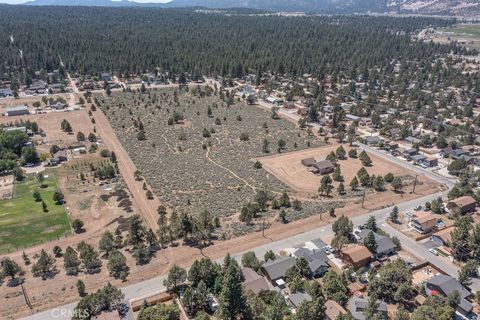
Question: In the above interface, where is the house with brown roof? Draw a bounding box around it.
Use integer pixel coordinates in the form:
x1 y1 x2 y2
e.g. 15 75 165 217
410 212 438 234
325 300 347 320
341 246 371 270
447 196 477 215
242 267 272 294
431 227 453 247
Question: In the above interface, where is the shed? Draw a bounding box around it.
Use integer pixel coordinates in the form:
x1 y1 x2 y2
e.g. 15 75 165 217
6 105 29 117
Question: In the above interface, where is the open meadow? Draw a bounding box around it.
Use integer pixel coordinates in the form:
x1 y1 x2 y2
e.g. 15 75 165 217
0 172 71 253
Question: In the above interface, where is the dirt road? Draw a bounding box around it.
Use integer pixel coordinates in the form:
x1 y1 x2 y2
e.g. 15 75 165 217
92 109 160 231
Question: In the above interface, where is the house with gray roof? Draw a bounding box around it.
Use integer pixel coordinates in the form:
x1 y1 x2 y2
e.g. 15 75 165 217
365 136 382 146
292 247 329 277
356 229 397 259
262 256 296 284
349 297 387 320
288 292 312 310
425 275 473 316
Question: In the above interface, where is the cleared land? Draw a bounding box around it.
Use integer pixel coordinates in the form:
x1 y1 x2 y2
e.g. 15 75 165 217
0 109 95 153
258 145 438 197
0 172 71 253
435 24 480 50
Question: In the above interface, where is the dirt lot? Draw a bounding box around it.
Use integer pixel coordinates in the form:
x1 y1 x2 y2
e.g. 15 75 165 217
0 110 94 153
258 144 442 206
0 94 71 109
0 174 14 200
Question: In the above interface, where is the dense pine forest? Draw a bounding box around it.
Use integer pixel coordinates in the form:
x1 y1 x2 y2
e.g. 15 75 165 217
0 6 466 83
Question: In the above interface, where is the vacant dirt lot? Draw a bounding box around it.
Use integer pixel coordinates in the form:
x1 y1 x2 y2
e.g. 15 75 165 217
0 110 94 153
258 144 442 207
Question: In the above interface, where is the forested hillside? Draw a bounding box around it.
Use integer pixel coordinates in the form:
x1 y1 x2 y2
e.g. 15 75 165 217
0 6 463 84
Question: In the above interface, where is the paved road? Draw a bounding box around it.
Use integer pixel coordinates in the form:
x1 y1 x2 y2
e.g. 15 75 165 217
22 86 470 320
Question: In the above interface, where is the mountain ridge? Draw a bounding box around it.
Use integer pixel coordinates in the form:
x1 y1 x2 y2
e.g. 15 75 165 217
19 0 480 16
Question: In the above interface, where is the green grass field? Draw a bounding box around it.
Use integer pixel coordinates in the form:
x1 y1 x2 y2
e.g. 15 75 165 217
443 24 480 37
442 24 480 50
0 172 71 253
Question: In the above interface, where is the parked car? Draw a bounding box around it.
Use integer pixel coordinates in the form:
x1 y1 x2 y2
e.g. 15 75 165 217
323 245 332 255
414 205 422 211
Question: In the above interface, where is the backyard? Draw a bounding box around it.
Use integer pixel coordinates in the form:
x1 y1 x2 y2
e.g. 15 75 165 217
0 172 71 253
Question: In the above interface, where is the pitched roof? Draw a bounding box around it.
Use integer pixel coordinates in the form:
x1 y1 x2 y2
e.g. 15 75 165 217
242 268 271 294
289 292 312 309
449 196 476 208
426 275 472 312
325 300 347 319
432 227 453 244
357 230 396 255
262 256 296 280
341 246 371 263
314 160 334 170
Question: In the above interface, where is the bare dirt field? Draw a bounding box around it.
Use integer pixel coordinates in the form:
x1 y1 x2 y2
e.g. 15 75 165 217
0 174 14 200
0 110 94 153
0 94 71 109
258 144 440 201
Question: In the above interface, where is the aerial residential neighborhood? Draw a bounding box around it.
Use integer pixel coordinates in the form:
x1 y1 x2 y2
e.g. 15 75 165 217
0 1 480 320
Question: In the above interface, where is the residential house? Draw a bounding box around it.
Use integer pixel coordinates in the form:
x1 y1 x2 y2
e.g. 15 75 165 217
262 256 296 286
349 297 387 320
402 148 418 159
447 196 477 215
325 300 347 320
312 160 335 175
346 114 360 122
6 105 29 117
297 107 308 116
292 247 329 277
410 212 438 234
101 72 112 82
439 146 454 158
341 246 371 269
50 101 67 110
242 268 272 294
404 136 421 145
451 149 468 160
355 229 397 259
424 157 438 167
389 128 401 140
288 292 312 311
284 101 296 109
431 227 453 247
50 150 68 165
411 154 427 164
0 88 13 97
425 275 473 316
365 136 382 146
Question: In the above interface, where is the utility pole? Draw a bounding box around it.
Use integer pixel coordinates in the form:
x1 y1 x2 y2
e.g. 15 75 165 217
412 174 418 194
262 216 265 237
361 189 366 208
